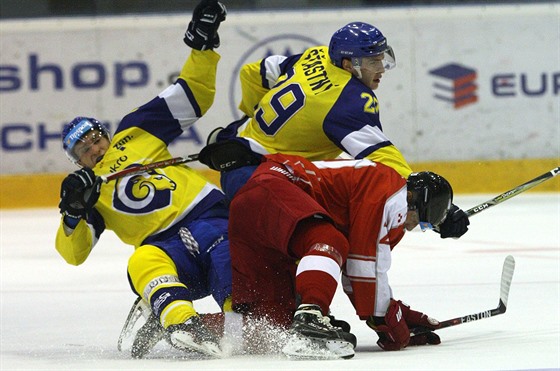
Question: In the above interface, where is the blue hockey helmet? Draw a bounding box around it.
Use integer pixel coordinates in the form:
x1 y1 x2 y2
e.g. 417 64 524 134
407 171 453 228
62 116 110 164
328 22 395 70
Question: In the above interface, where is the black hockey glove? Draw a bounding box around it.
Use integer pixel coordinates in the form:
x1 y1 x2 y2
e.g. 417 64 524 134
434 204 470 239
59 168 101 223
184 0 227 50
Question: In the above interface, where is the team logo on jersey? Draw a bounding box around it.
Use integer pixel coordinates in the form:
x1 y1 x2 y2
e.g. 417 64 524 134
113 167 176 214
229 34 322 119
429 63 478 109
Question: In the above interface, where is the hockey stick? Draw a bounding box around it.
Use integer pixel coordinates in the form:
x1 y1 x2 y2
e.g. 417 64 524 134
98 153 199 183
465 167 559 217
411 255 515 335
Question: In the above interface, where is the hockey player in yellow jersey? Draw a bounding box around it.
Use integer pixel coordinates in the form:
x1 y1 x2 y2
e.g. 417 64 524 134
56 0 229 358
201 21 470 239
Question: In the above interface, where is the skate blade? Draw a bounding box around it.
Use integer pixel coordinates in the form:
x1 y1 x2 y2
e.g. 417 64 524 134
282 336 355 360
131 330 166 359
170 332 224 358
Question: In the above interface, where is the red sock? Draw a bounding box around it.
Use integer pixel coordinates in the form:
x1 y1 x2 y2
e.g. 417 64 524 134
290 218 349 314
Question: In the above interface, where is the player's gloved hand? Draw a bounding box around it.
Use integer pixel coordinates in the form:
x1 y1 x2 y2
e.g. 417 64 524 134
396 300 441 346
59 168 100 224
434 203 470 239
184 0 227 50
366 299 411 351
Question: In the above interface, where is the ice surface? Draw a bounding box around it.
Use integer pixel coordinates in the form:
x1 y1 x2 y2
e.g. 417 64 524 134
1 194 559 370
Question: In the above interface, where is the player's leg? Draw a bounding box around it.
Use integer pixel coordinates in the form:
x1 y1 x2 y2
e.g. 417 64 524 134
229 172 355 358
283 218 356 359
127 243 221 358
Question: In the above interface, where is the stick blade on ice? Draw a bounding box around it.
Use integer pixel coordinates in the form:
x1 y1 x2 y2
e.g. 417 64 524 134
499 255 515 312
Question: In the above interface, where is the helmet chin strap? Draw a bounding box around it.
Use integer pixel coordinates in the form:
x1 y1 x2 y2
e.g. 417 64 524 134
351 57 362 79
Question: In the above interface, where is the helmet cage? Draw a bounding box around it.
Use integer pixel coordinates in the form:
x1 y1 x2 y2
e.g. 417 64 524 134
62 117 110 165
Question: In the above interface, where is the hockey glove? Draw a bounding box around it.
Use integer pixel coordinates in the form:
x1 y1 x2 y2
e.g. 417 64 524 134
184 0 227 50
367 299 410 351
367 299 441 351
435 204 470 239
396 300 441 347
59 168 101 224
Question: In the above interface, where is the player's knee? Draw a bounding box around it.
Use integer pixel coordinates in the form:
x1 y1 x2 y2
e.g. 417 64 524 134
290 218 350 262
128 245 178 298
130 243 170 261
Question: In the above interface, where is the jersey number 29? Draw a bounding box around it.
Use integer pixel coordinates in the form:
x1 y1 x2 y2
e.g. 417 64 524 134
254 83 306 136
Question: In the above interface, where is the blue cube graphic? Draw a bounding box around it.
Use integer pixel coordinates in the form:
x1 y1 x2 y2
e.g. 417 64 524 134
429 63 478 108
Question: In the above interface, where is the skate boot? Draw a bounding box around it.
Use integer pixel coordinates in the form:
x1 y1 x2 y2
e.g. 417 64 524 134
282 304 356 360
167 316 223 358
328 314 351 334
131 314 166 358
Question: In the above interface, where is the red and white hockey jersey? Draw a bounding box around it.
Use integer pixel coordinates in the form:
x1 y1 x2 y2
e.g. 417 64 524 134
264 154 408 319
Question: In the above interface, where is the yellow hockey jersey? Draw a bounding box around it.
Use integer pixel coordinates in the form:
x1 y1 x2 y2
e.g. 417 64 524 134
56 50 223 265
234 45 412 178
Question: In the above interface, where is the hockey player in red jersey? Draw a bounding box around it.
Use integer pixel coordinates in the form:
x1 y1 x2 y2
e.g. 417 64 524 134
228 154 450 359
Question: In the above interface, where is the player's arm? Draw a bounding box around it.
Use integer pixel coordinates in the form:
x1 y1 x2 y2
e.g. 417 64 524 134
367 187 440 351
364 145 412 178
238 60 271 117
323 94 413 178
177 0 226 117
116 50 220 141
327 125 412 178
116 2 226 141
55 219 97 265
178 49 221 116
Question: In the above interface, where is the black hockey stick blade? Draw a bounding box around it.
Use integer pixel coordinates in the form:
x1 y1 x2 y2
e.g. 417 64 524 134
411 255 515 335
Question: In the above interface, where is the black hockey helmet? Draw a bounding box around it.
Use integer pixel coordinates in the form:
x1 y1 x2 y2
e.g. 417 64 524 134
407 171 453 227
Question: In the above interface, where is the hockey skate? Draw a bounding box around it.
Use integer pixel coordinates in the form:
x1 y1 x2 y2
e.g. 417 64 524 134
282 304 356 360
167 316 223 358
131 313 167 358
328 314 351 333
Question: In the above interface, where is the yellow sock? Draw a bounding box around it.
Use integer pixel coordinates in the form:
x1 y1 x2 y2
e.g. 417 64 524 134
159 300 197 329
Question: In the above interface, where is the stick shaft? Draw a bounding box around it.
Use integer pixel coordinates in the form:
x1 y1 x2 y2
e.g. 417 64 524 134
465 167 559 217
99 154 199 183
427 301 506 332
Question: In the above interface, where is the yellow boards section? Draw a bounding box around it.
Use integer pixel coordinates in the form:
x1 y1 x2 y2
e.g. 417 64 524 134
1 174 67 209
411 158 559 194
0 159 558 209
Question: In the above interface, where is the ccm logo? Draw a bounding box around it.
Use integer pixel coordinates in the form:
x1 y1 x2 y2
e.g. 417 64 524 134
219 160 238 170
472 203 489 212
